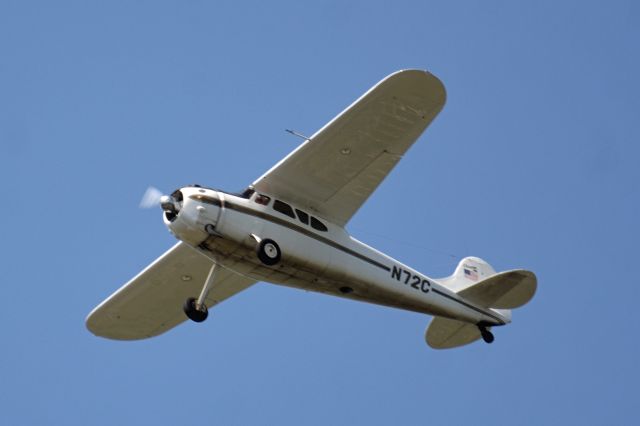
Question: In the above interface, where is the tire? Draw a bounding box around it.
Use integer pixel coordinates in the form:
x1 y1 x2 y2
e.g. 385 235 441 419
480 329 494 344
257 238 281 266
183 297 209 323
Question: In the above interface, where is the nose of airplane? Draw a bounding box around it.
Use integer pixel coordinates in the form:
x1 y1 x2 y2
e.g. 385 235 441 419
159 195 173 210
160 190 183 222
162 187 212 246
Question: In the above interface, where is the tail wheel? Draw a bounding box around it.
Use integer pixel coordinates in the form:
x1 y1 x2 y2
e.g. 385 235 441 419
257 238 281 266
479 327 494 344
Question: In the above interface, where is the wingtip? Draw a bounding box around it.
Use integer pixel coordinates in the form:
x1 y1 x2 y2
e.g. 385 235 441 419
382 69 447 106
84 307 141 341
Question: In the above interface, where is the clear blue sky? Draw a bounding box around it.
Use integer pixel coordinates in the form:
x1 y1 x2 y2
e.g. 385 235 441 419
1 1 638 424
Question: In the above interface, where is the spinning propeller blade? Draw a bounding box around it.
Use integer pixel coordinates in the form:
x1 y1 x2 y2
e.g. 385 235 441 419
139 186 164 209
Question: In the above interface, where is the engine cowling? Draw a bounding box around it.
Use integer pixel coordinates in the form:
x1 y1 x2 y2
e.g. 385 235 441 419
163 187 221 246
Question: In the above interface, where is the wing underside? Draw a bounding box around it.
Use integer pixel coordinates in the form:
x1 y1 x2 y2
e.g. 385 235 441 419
253 69 446 226
86 242 256 340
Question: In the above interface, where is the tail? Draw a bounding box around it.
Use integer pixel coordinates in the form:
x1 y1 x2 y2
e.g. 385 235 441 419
437 256 498 292
425 256 537 349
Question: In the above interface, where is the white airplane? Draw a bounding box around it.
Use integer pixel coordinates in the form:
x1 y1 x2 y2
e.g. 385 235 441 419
86 70 536 349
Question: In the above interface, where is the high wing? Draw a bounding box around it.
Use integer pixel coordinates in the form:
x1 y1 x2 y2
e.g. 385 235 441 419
252 69 446 226
86 242 256 340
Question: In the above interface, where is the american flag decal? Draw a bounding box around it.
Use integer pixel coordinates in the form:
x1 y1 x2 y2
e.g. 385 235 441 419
464 266 478 281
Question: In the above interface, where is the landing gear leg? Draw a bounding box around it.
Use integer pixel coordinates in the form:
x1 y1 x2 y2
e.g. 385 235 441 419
478 324 494 344
183 262 218 323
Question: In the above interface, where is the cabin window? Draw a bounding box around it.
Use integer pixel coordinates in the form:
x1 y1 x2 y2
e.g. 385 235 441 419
273 200 296 218
255 194 271 206
310 216 328 232
295 209 309 225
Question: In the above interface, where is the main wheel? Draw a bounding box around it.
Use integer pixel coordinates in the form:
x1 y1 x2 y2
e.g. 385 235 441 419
480 328 494 344
257 238 281 266
183 297 209 323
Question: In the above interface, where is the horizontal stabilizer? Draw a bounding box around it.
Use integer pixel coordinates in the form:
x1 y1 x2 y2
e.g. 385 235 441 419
425 316 482 349
458 270 537 309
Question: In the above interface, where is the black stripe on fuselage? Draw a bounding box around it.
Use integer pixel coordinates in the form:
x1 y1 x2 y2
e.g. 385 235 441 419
431 288 505 324
191 194 504 323
220 198 391 271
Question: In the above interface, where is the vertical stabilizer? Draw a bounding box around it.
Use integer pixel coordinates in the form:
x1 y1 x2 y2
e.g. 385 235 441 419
438 256 496 293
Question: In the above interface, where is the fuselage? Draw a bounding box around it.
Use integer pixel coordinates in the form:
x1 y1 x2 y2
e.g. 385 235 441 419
164 185 507 326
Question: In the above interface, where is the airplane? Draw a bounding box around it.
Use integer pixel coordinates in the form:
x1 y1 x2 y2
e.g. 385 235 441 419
86 69 536 349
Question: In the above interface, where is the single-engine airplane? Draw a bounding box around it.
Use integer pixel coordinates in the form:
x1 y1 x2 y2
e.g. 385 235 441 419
87 70 536 349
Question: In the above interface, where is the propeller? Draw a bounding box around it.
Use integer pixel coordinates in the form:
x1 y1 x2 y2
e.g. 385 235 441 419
139 186 165 209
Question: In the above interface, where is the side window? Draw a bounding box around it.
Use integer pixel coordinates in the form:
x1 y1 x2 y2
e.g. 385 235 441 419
310 216 328 232
295 209 309 225
255 194 271 205
273 200 295 219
